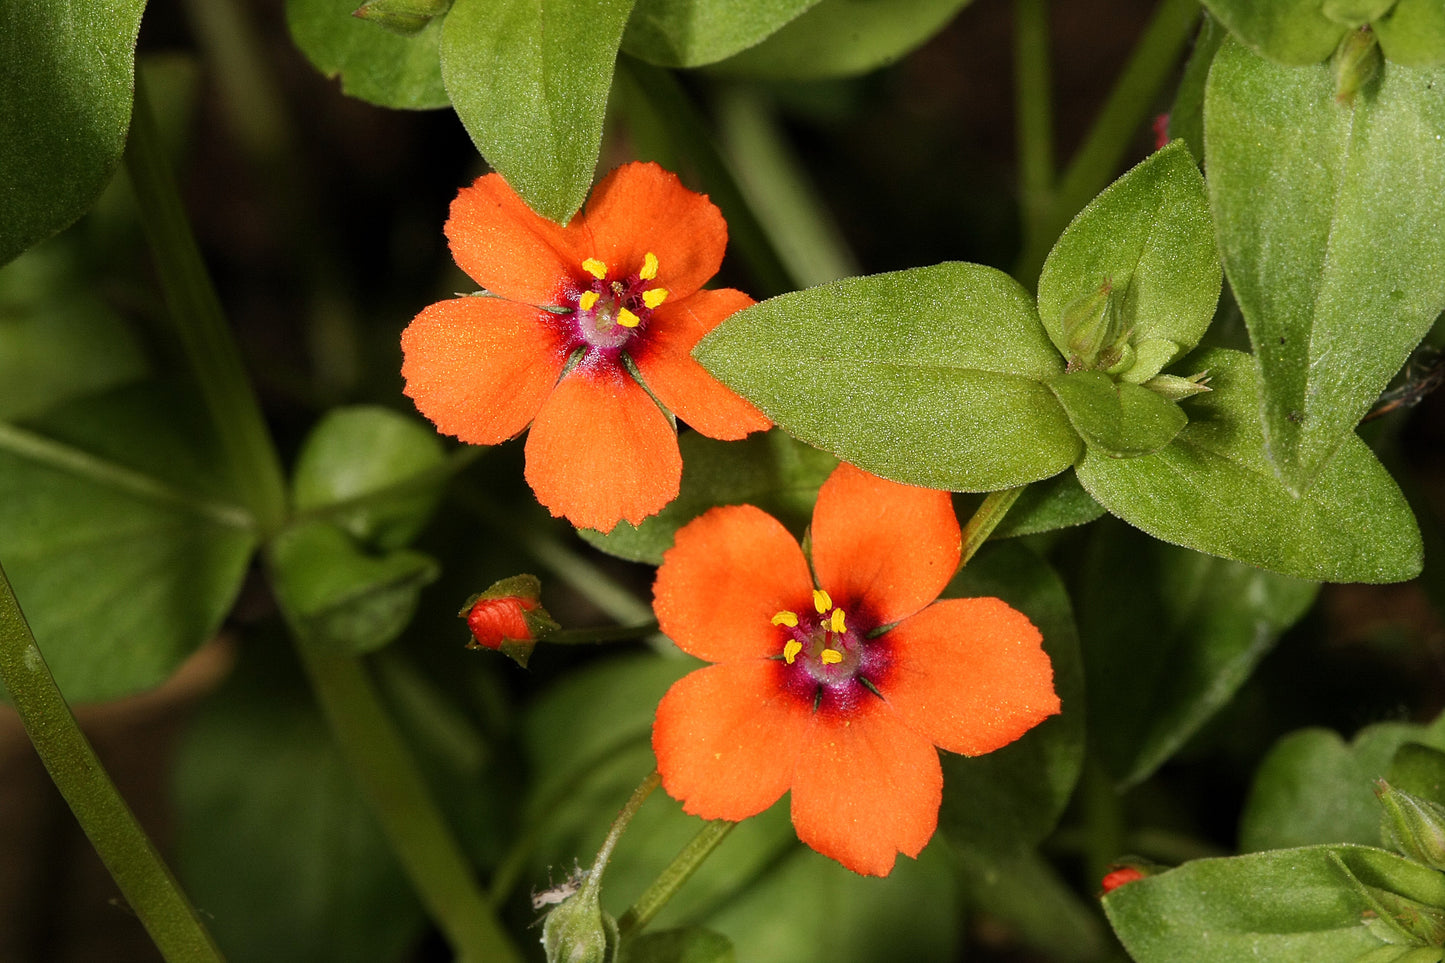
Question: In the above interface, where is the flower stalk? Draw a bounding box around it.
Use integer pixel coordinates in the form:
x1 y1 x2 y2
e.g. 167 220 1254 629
618 819 735 939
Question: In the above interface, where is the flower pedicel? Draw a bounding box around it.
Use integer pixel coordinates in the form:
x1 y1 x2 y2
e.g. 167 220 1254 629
651 462 1061 876
400 161 770 533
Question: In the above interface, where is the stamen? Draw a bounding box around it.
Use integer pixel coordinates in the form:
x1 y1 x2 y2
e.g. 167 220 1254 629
578 291 599 311
813 589 831 613
582 258 608 279
771 610 798 627
820 649 842 665
642 288 669 309
640 252 659 280
829 608 846 634
783 640 802 664
617 308 641 328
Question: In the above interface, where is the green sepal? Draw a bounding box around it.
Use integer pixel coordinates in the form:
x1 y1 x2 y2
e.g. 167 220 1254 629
1047 371 1188 458
1377 780 1445 872
352 0 452 35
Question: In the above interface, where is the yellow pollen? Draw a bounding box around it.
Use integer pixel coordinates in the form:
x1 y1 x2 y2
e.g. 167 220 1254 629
813 589 832 613
821 649 843 665
640 251 659 280
582 258 608 279
783 640 802 664
617 307 641 328
830 608 846 633
642 287 669 309
771 610 798 627
578 291 599 311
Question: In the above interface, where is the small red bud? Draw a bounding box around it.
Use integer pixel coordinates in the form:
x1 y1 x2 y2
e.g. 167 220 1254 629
1152 114 1170 151
466 595 538 650
1101 866 1146 894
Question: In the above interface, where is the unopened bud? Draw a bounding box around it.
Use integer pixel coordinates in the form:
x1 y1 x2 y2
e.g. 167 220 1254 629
1378 779 1445 870
540 878 618 963
1144 371 1212 402
1062 280 1122 371
353 0 451 35
459 574 558 668
1334 26 1382 105
1099 858 1162 896
1363 885 1445 947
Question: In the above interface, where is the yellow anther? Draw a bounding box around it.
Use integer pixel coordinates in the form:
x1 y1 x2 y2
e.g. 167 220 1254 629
617 307 641 328
642 287 669 309
783 641 802 664
578 291 599 311
821 649 843 665
813 589 832 614
771 610 798 628
830 608 846 634
640 251 659 280
582 258 608 279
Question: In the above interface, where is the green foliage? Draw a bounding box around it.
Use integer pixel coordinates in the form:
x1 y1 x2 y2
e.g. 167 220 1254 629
1206 39 1445 492
1046 372 1187 457
0 0 145 267
989 473 1105 540
622 0 821 68
1375 0 1445 66
624 926 735 963
1200 0 1345 64
286 0 450 108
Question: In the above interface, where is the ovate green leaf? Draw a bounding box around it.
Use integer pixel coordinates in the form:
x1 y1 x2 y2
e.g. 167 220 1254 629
1077 348 1421 583
989 472 1105 540
696 263 1081 491
1199 0 1344 64
286 0 450 109
622 0 820 68
1206 39 1445 490
1046 372 1187 458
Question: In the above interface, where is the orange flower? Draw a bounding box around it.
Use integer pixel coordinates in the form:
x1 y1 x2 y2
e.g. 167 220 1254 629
651 463 1061 876
400 162 770 532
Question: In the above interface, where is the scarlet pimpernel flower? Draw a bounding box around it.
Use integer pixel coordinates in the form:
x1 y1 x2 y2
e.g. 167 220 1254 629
651 463 1061 876
400 162 770 532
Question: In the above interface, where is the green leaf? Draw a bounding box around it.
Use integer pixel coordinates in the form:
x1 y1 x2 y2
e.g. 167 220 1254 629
711 0 973 80
0 0 145 267
1199 0 1345 63
939 542 1085 853
1103 845 1400 962
1080 519 1318 786
1390 743 1445 806
580 430 835 564
954 846 1108 963
1168 12 1229 164
623 927 735 963
270 520 439 655
621 0 820 68
1037 141 1221 382
1374 0 1445 67
989 472 1105 540
440 0 636 223
1241 715 1445 851
696 263 1081 491
1076 348 1422 583
174 637 425 963
292 405 448 551
0 385 256 701
1046 372 1188 457
1205 40 1445 491
286 0 450 109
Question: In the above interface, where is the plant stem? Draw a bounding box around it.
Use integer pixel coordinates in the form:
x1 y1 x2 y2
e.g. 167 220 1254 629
617 819 734 939
124 73 288 536
0 563 224 962
594 770 662 873
292 635 522 963
961 487 1026 569
1014 0 1055 260
1014 0 1201 284
548 622 660 645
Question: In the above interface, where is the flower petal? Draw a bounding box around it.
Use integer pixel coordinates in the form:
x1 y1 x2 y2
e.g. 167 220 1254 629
882 597 1060 756
790 698 942 877
400 297 568 445
446 173 587 304
632 288 771 440
654 504 814 663
811 463 961 627
654 660 809 822
577 162 727 299
524 361 681 532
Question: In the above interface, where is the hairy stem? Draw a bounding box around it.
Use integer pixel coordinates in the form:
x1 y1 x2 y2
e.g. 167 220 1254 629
961 487 1027 569
618 819 735 938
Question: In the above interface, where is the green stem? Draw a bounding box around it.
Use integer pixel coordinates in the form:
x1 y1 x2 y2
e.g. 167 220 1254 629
960 487 1026 569
1081 756 1129 887
548 622 659 645
593 770 662 874
0 563 224 962
292 635 522 963
124 73 288 536
1014 0 1201 284
1014 0 1055 258
617 819 735 939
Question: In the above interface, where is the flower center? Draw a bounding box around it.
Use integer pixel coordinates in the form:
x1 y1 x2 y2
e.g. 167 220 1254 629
570 253 669 351
772 590 886 710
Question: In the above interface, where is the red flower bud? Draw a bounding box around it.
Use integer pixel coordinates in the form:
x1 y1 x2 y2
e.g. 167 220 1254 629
1100 866 1146 894
466 595 538 650
1152 113 1170 151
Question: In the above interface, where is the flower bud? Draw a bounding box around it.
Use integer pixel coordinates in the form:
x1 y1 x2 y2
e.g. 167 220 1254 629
1378 779 1445 870
1099 858 1162 896
1062 280 1128 373
1144 371 1212 402
540 880 618 963
459 574 558 668
352 0 451 35
1334 26 1382 106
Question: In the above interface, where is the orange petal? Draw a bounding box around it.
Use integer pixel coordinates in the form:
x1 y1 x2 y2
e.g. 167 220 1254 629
632 288 771 440
524 361 681 532
790 698 942 877
653 661 810 822
446 173 588 304
653 504 814 663
576 162 727 299
811 463 961 627
881 598 1060 756
400 297 568 445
